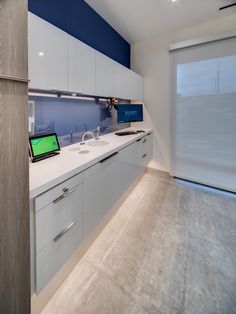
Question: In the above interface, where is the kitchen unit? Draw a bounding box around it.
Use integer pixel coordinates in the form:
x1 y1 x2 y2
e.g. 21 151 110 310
28 5 147 312
30 129 152 310
28 12 143 100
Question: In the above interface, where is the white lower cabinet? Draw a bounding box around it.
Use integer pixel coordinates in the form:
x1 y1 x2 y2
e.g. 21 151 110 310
83 145 139 238
35 173 84 293
136 133 153 168
112 143 139 197
83 136 152 238
83 152 118 237
36 220 82 293
33 133 152 293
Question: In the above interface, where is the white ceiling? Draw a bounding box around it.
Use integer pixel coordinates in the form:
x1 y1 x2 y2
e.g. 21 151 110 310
85 0 236 44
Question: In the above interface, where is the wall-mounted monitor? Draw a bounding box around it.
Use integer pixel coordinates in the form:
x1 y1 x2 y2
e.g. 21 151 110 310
116 104 143 123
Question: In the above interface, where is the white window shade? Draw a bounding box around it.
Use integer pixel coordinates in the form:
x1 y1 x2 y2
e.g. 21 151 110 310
170 37 236 192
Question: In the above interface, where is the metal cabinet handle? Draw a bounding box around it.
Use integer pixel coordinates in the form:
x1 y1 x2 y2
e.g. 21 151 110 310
53 188 76 204
53 222 76 242
100 152 118 163
143 138 147 143
142 154 147 158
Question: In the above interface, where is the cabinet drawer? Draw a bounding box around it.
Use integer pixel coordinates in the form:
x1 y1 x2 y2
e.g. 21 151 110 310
35 173 83 212
35 183 83 253
36 220 83 293
137 134 152 166
35 174 83 253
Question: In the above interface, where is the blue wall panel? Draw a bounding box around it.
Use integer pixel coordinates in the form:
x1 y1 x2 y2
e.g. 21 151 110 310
28 0 130 68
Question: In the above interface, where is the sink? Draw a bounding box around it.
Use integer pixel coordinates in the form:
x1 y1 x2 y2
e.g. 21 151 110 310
87 140 109 147
79 150 90 154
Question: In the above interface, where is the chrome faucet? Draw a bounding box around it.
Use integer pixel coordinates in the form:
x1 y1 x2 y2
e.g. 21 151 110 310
95 125 100 140
70 129 73 142
80 131 95 145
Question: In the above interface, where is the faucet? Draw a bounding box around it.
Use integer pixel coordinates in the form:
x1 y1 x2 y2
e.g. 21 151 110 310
70 129 73 142
95 125 100 140
80 131 95 145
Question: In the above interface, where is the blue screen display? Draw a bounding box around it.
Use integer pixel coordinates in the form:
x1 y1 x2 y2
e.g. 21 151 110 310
117 104 143 123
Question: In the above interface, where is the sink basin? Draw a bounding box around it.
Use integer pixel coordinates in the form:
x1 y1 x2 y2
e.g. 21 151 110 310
79 150 90 154
87 140 109 147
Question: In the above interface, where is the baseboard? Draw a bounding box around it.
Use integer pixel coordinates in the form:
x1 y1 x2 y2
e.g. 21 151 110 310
147 167 170 179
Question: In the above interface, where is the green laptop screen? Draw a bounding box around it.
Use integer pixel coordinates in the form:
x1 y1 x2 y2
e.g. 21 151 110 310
30 134 60 157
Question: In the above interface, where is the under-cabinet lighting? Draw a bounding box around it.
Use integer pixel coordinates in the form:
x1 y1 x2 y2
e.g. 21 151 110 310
28 92 57 98
99 98 109 102
38 51 45 57
61 95 95 101
28 91 95 101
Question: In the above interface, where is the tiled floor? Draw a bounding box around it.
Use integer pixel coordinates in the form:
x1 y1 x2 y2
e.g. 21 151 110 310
41 171 236 314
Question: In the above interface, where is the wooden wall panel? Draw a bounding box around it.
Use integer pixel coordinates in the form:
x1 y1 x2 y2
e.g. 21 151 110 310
0 0 28 78
0 0 30 313
0 80 30 313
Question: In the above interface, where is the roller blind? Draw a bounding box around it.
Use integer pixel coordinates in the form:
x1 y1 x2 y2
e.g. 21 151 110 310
170 37 236 192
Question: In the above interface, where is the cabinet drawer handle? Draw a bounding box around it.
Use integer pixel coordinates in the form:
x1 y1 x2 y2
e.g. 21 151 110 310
142 154 147 158
136 138 141 142
53 188 76 204
100 152 118 163
53 222 76 242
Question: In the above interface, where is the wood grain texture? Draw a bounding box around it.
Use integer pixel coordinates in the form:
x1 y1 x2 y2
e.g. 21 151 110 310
0 80 30 314
0 1 29 312
0 82 30 313
0 0 28 78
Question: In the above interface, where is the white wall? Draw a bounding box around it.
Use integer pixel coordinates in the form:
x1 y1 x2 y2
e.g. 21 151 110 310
131 14 236 172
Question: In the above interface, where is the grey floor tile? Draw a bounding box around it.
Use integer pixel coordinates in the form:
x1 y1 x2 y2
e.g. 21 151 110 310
41 173 236 314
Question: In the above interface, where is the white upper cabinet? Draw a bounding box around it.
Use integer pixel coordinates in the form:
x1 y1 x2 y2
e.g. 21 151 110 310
115 64 144 100
95 51 115 97
127 69 144 101
68 35 96 95
28 12 143 100
114 62 129 100
28 12 68 91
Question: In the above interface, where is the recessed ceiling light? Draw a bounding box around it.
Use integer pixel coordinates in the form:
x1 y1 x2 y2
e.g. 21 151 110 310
171 0 178 2
38 51 44 57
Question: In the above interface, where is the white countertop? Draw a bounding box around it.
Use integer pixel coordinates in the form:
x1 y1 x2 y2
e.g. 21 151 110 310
30 128 152 199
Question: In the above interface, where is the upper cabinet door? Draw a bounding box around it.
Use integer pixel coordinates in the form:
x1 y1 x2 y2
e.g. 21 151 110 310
127 70 144 101
68 36 95 95
28 13 67 91
114 62 129 100
95 52 115 97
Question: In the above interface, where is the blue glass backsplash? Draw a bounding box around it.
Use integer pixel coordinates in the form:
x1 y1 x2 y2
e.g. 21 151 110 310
29 96 130 147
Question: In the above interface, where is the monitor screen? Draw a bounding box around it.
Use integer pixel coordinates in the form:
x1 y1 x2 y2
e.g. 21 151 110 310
117 104 143 123
29 133 60 158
